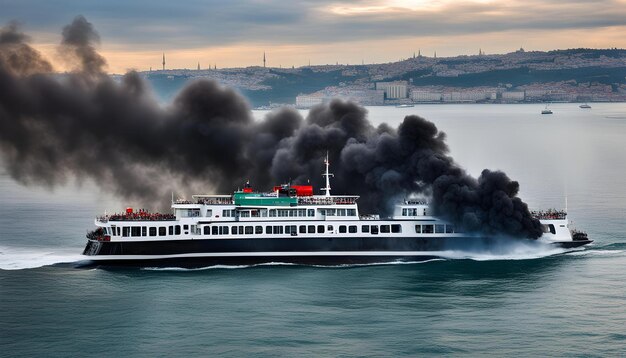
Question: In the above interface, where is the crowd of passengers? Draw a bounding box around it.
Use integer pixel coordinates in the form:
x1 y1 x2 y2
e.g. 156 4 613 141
531 209 567 220
101 209 176 221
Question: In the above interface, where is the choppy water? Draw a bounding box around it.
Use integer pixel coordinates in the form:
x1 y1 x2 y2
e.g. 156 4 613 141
1 103 626 356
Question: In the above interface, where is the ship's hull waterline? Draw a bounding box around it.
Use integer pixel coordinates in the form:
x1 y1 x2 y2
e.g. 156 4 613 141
82 236 591 268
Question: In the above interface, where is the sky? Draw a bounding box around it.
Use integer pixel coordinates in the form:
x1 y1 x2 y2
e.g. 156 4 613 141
2 0 626 73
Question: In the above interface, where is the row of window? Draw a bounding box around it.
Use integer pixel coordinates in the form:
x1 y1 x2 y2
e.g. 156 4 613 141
202 224 403 236
105 223 460 237
361 225 402 234
269 209 315 217
180 209 202 218
402 208 427 216
319 209 357 217
416 224 460 234
106 225 188 237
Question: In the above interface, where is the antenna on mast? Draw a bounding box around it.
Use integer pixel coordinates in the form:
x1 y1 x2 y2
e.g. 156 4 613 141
322 151 334 197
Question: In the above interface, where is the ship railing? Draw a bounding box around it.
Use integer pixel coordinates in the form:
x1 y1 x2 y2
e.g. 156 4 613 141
404 200 428 205
531 209 567 220
189 195 234 205
297 196 359 205
194 198 234 205
96 212 176 222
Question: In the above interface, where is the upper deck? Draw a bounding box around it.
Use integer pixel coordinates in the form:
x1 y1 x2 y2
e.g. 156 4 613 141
97 210 176 223
177 193 359 207
531 209 567 220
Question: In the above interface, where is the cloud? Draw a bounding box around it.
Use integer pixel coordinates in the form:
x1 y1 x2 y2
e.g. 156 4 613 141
2 0 625 72
2 0 625 50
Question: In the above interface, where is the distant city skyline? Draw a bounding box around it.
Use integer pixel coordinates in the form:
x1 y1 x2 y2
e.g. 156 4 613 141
3 0 626 73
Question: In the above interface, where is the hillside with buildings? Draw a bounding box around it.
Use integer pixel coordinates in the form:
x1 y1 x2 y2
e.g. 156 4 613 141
141 48 626 107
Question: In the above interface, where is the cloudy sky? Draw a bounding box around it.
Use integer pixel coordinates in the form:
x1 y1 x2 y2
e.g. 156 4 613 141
2 0 626 73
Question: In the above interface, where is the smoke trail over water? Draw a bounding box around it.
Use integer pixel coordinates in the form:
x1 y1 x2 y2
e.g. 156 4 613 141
0 17 543 239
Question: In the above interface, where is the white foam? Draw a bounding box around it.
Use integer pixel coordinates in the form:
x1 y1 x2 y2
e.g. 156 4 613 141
433 241 569 261
141 259 451 271
566 249 625 257
0 245 84 270
311 258 448 268
141 262 298 271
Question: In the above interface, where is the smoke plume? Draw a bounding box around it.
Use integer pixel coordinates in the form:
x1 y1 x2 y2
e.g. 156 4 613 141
0 17 543 239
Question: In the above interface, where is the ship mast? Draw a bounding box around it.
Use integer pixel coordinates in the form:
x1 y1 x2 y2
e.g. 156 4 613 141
322 152 334 197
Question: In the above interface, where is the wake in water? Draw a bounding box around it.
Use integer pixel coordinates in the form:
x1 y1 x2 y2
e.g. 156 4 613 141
566 249 625 257
141 262 299 272
0 241 615 271
137 241 581 272
0 245 86 270
436 239 569 261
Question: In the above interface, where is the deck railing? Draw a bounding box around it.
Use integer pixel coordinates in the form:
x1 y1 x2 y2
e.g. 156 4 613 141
97 212 176 223
531 210 567 220
297 196 358 205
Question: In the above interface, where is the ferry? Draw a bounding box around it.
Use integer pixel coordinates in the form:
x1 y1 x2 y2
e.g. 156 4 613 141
82 158 592 267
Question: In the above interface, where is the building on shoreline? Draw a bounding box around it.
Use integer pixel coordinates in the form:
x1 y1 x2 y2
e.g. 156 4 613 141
501 91 525 102
376 81 408 99
411 91 442 102
296 87 384 108
296 93 327 108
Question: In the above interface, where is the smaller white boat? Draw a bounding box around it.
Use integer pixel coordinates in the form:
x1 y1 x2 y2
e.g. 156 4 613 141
541 104 553 114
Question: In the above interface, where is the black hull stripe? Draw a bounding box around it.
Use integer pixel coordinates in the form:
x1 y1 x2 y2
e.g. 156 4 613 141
81 237 591 267
83 236 487 257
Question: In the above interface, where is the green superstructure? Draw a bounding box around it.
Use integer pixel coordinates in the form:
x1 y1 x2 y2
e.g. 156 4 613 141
233 192 297 206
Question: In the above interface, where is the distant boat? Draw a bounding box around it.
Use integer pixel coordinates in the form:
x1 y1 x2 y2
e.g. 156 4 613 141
396 104 414 108
579 103 591 109
541 104 553 114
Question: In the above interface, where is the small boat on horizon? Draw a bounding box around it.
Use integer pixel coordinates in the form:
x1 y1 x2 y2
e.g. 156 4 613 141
541 104 553 115
580 103 591 109
396 104 414 108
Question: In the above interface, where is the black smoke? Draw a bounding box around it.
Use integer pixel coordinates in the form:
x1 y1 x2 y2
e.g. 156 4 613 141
0 17 543 239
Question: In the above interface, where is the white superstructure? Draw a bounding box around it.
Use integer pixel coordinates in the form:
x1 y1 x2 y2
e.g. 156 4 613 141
83 161 591 266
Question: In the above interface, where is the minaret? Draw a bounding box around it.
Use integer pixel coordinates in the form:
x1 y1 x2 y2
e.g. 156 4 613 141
321 152 334 197
434 51 437 58
162 53 165 70
197 62 200 70
263 52 266 68
418 49 421 57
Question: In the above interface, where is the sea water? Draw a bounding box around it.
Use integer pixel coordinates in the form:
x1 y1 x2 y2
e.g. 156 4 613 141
1 103 625 356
